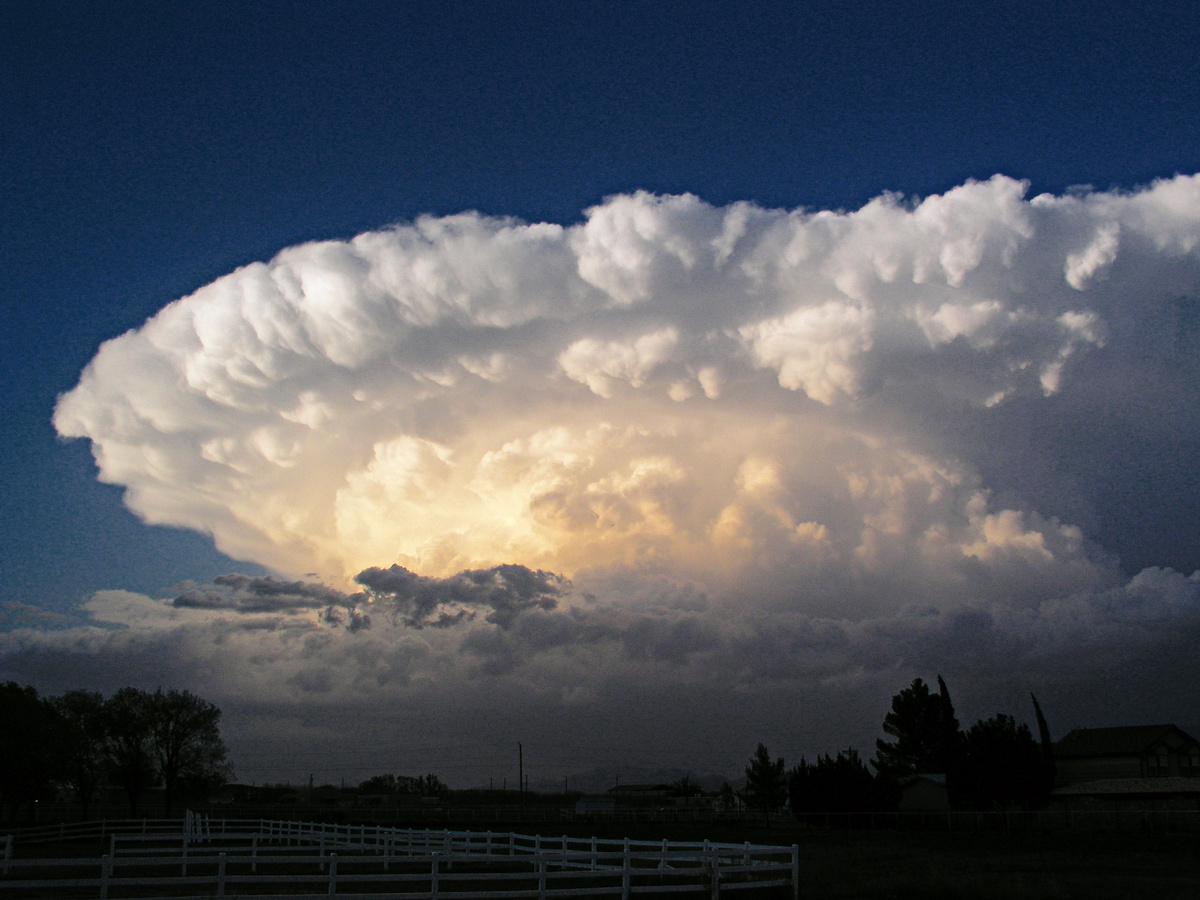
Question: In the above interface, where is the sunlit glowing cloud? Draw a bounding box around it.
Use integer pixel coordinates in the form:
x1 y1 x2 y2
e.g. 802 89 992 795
54 176 1200 618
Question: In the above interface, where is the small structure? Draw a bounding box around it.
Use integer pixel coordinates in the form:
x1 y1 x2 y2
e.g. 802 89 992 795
574 795 616 814
1049 724 1200 811
1053 724 1200 784
606 783 671 806
897 774 949 811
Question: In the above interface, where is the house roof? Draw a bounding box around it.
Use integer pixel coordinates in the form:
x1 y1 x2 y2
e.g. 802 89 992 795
1052 777 1200 797
1053 724 1196 758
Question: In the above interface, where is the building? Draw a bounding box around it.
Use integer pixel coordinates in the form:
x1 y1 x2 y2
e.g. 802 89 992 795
1049 724 1200 811
897 774 949 811
1053 724 1200 784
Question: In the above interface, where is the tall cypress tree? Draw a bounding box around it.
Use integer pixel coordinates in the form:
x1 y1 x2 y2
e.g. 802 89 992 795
1030 692 1056 797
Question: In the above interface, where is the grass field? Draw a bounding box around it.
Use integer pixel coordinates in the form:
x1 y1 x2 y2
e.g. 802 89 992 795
6 818 1197 899
548 820 1199 900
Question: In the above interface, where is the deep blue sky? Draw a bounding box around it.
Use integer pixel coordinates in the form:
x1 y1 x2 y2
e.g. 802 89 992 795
4 0 1200 610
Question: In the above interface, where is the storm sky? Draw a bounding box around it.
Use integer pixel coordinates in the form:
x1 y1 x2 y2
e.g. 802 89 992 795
5 1 1200 787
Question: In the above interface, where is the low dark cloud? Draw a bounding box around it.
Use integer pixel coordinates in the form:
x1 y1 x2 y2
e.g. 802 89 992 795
2 566 1198 784
174 574 365 613
355 563 567 628
165 564 567 633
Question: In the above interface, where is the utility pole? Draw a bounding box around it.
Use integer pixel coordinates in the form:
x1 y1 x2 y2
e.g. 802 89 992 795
518 742 524 820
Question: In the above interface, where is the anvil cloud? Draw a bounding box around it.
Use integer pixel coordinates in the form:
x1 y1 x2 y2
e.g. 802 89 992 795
58 177 1197 592
30 176 1200 781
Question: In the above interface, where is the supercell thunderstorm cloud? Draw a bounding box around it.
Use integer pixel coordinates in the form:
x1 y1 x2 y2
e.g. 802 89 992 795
15 176 1200 781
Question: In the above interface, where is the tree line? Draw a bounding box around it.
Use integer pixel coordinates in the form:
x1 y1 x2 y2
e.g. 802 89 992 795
0 683 231 823
744 675 1056 819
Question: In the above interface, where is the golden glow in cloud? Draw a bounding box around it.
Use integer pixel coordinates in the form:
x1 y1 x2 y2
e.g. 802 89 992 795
54 176 1200 614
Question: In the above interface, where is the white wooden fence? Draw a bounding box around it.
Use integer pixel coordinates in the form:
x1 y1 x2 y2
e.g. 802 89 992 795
1 815 800 898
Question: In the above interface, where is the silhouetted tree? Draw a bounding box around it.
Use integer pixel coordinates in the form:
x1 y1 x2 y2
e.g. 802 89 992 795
103 688 158 816
1030 692 1056 795
413 773 447 797
0 683 64 822
53 690 107 820
743 743 787 825
872 676 962 779
956 714 1045 809
359 773 404 794
716 782 738 814
790 748 887 816
146 688 230 816
360 772 446 797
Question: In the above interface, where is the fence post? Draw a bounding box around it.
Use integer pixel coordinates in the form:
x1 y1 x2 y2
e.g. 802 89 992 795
660 837 668 869
328 852 338 896
591 836 598 870
709 847 720 900
100 854 111 900
251 834 258 873
743 841 750 866
622 842 631 900
791 845 799 900
320 835 326 870
182 836 189 876
217 852 226 898
538 855 547 900
109 832 117 859
431 851 440 900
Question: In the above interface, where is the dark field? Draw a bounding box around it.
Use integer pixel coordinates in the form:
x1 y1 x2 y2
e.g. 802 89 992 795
561 821 1199 900
6 819 1197 899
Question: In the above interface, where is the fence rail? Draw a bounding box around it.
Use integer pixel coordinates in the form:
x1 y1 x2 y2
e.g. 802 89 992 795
1 816 799 899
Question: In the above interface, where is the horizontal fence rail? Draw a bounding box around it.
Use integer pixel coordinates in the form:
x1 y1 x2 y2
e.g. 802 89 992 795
1 815 800 899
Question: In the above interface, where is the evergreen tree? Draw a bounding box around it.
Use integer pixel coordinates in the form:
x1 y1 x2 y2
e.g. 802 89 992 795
1030 692 1057 796
957 714 1045 809
872 676 962 778
743 743 787 825
790 748 884 816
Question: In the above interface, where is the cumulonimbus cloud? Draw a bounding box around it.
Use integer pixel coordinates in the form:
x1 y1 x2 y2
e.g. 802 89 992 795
23 176 1200 780
53 176 1200 618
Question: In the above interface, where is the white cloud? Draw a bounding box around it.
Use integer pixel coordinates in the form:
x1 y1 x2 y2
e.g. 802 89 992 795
13 174 1200 783
48 173 1200 646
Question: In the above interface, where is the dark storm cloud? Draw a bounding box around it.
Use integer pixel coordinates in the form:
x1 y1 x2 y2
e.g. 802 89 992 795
174 574 365 612
355 563 566 628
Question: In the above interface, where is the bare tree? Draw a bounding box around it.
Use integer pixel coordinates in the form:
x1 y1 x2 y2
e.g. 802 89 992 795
103 688 157 817
53 690 106 820
147 688 231 816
